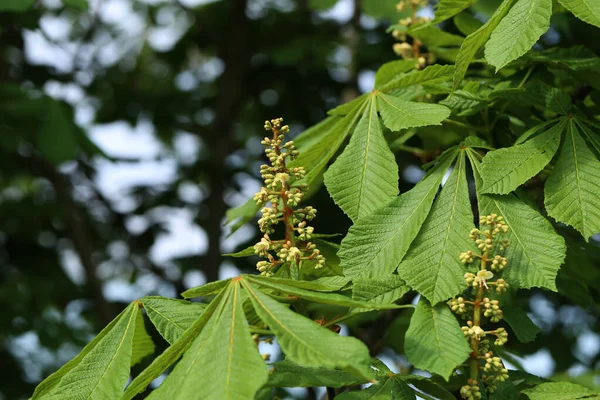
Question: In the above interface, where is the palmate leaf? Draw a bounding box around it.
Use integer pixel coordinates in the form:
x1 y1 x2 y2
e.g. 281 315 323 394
454 0 517 88
246 275 402 310
141 296 207 344
557 0 600 28
522 382 597 400
397 152 477 304
335 376 415 399
148 281 268 400
131 309 155 366
545 120 600 240
381 64 454 91
33 303 139 400
404 298 471 380
480 119 566 194
468 150 566 290
122 291 225 400
266 360 367 388
324 94 399 222
352 275 411 305
485 0 552 71
376 92 451 131
339 149 458 278
242 280 374 381
374 60 417 89
433 0 478 23
182 278 231 298
502 305 541 343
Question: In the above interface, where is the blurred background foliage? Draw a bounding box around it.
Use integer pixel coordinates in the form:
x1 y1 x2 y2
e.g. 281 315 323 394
0 0 598 399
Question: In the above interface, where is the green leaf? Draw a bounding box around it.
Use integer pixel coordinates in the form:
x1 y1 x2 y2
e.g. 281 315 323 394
434 0 478 23
336 376 416 399
469 151 567 290
545 120 600 240
502 305 541 343
328 95 368 116
0 0 34 11
485 0 552 71
480 120 566 194
375 60 417 89
248 275 345 292
225 198 261 236
339 150 458 278
33 303 137 400
382 65 454 92
182 278 231 298
557 0 600 28
141 296 207 344
245 275 402 309
122 292 225 400
404 298 471 380
522 382 596 400
242 281 374 381
291 103 366 187
352 275 411 305
454 12 484 36
131 308 155 366
454 0 517 88
544 87 572 114
266 360 367 388
398 375 455 400
490 381 519 400
376 92 451 131
397 152 476 304
408 24 465 47
148 282 268 400
324 95 399 222
224 246 256 258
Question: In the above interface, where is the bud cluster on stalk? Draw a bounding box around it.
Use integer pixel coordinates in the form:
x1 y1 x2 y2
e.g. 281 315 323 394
252 118 325 277
391 0 435 68
450 214 512 397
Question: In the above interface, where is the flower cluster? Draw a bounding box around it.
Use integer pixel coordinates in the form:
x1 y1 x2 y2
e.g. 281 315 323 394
252 118 325 277
391 0 434 68
450 214 512 396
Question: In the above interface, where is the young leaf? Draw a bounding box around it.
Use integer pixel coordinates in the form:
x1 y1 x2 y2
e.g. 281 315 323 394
266 360 367 388
324 95 399 222
141 296 207 344
376 92 451 131
33 303 138 400
545 120 600 240
469 150 566 290
147 282 268 400
404 297 471 380
485 0 552 71
397 152 477 304
242 281 374 381
433 0 478 23
480 120 566 194
131 309 155 366
454 0 517 88
522 381 596 400
339 149 457 278
502 306 541 343
557 0 600 28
